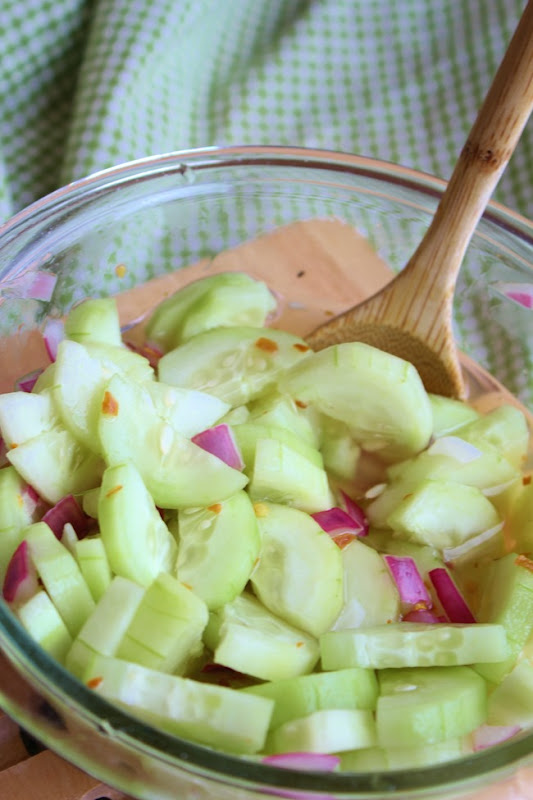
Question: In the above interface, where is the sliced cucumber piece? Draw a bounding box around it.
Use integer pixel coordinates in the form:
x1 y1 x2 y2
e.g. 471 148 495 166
80 487 100 519
17 589 73 663
266 709 376 754
144 381 229 438
0 390 58 448
509 480 533 553
74 535 113 601
247 392 319 447
176 491 260 609
248 438 332 514
386 480 501 550
98 462 177 586
487 659 533 726
376 666 487 747
251 502 343 637
232 422 323 474
66 576 144 678
0 467 44 579
280 343 432 462
116 572 208 674
86 654 274 754
242 667 378 730
7 429 103 505
454 405 530 470
429 394 480 438
340 737 466 771
158 326 311 407
364 531 443 582
320 623 509 670
205 592 319 681
64 297 123 346
83 341 154 384
25 522 95 636
332 539 400 631
320 417 361 482
98 373 247 509
474 552 533 683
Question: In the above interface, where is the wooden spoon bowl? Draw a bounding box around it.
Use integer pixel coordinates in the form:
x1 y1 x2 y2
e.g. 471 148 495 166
307 0 533 399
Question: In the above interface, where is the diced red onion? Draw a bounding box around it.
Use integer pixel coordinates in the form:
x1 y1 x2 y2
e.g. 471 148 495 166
24 270 58 301
191 424 244 470
429 568 476 623
42 494 90 540
3 541 39 604
427 436 482 463
384 555 433 608
262 752 340 772
339 491 369 536
312 507 366 538
402 607 442 624
42 318 64 362
472 724 521 751
15 368 43 393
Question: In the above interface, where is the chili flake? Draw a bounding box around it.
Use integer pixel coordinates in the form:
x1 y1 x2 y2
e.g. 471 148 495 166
105 484 123 498
102 391 119 416
207 503 222 514
293 343 310 352
255 337 278 354
516 554 533 573
87 676 103 689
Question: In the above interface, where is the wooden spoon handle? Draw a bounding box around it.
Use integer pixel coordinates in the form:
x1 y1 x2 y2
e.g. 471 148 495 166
401 0 533 298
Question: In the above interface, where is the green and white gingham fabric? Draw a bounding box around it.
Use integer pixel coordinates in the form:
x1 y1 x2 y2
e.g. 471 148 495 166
1 0 532 404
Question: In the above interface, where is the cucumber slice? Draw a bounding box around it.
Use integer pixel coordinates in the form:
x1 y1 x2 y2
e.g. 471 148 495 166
474 552 533 683
248 438 332 514
176 491 260 609
279 343 432 462
86 654 274 754
116 572 208 674
232 422 323 474
66 576 145 678
0 467 44 579
64 297 123 346
247 392 319 447
386 480 501 550
320 623 509 670
25 522 95 636
509 480 533 553
332 539 400 631
7 429 103 505
158 326 311 407
98 462 177 586
454 405 530 470
251 502 343 637
74 535 113 601
340 737 466 771
266 709 376 754
205 592 319 681
320 417 361 482
17 589 73 663
0 390 58 448
364 531 443 582
146 273 276 350
242 667 378 730
144 381 230 438
376 666 487 747
429 394 480 438
83 341 154 384
80 487 100 519
487 659 533 726
98 373 248 509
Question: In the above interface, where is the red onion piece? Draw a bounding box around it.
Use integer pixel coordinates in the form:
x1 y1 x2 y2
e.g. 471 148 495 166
429 568 476 623
3 541 38 604
384 555 433 608
191 424 244 470
402 607 442 624
312 507 366 537
42 494 90 540
15 368 44 393
25 270 58 301
473 724 521 751
0 436 8 467
42 318 64 362
124 339 163 368
339 491 369 536
21 483 48 522
262 752 340 772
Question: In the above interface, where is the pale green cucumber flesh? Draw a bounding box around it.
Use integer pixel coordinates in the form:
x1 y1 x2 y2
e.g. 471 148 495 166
17 589 73 663
231 422 323 474
0 390 58 448
266 708 376 754
251 502 343 637
429 394 480 438
454 404 529 469
74 535 113 601
176 491 260 609
487 659 533 726
64 297 122 346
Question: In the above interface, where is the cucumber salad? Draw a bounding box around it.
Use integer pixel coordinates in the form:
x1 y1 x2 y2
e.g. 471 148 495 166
1 270 533 772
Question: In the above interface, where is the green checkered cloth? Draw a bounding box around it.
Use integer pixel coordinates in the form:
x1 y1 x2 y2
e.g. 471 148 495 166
1 0 532 405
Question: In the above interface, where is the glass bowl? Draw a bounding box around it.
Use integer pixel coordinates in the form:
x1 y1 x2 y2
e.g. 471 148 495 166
0 146 532 800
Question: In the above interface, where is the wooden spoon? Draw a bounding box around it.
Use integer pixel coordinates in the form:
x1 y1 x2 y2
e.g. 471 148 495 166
307 0 533 399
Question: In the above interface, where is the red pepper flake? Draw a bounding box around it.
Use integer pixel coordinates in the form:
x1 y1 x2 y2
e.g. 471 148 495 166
87 676 103 689
516 554 533 573
293 343 310 353
255 337 278 354
413 601 429 611
295 641 304 648
295 400 308 409
10 443 18 449
332 532 356 550
253 502 269 518
207 503 222 514
182 582 193 591
402 493 413 501
16 494 23 508
105 484 123 498
523 475 532 486
102 391 119 416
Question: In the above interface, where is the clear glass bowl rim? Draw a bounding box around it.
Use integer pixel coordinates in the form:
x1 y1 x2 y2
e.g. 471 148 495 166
0 144 532 797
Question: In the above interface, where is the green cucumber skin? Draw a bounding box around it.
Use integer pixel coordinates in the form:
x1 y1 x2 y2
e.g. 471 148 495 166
17 590 73 663
64 297 123 347
266 708 377 754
